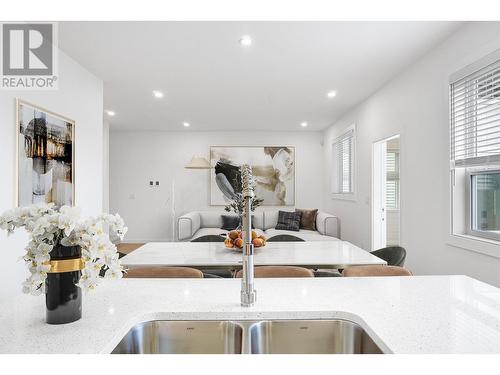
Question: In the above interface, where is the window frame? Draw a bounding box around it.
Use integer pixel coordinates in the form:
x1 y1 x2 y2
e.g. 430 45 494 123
466 168 500 242
450 47 500 259
331 124 356 201
449 47 500 256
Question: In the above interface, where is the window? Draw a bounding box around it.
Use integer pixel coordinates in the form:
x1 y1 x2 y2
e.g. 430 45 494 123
332 127 355 196
468 170 500 241
451 51 500 242
386 151 400 209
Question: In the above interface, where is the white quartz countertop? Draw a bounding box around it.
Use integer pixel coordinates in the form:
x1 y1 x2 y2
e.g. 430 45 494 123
2 275 500 354
121 241 386 268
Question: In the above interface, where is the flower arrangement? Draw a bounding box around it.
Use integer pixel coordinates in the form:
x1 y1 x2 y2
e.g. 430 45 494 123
0 203 127 296
224 193 264 216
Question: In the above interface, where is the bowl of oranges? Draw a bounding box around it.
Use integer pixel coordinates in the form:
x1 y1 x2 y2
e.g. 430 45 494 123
224 230 267 251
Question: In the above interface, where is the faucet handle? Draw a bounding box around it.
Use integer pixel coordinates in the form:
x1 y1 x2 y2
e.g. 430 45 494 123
240 164 255 198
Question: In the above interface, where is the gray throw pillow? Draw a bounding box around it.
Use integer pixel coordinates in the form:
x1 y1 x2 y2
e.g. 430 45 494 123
275 210 302 232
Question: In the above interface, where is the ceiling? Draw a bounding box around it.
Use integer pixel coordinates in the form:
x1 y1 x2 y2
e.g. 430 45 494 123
59 21 462 131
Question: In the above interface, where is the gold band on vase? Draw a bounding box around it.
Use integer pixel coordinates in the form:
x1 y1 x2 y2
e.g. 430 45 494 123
44 258 85 273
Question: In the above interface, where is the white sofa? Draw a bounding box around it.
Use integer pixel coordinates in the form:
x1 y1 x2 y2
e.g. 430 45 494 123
177 210 340 241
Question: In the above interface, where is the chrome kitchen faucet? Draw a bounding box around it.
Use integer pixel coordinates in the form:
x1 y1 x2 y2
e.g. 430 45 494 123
240 164 257 307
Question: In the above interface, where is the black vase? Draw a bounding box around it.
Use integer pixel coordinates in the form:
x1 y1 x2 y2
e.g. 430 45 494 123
45 244 82 324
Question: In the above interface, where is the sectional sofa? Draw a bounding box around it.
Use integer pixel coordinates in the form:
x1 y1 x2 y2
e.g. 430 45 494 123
177 210 340 242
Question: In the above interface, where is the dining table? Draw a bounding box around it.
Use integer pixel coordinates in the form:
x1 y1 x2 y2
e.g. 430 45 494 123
120 240 387 271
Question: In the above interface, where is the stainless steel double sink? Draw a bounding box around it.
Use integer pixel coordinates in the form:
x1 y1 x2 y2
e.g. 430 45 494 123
111 319 384 354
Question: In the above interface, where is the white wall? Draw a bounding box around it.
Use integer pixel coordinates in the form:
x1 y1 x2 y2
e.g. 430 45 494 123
110 131 325 242
323 22 500 287
0 51 104 300
103 122 110 213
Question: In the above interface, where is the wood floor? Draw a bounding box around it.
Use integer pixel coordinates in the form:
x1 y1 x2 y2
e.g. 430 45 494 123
117 243 145 255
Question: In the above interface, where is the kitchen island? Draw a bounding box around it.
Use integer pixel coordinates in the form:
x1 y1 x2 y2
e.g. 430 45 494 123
1 275 500 354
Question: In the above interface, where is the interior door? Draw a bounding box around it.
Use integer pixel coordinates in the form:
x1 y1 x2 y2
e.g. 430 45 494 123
372 140 387 250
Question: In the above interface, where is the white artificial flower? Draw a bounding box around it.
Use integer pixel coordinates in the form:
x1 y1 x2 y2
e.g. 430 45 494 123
57 206 81 237
1 203 127 295
77 267 101 290
22 272 45 296
34 252 50 265
104 266 124 279
36 242 52 253
31 217 52 238
0 209 17 233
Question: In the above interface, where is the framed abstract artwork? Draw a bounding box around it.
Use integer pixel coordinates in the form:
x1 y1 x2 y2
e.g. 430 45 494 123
16 99 75 207
210 146 295 206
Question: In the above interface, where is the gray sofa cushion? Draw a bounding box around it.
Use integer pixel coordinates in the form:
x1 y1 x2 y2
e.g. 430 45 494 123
264 210 279 230
197 211 264 230
253 212 264 229
200 211 226 228
178 210 339 241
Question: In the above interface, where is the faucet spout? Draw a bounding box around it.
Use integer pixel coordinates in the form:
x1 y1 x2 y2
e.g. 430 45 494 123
240 164 257 307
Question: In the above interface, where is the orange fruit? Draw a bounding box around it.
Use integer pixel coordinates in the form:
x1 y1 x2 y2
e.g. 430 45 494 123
228 230 239 240
259 236 267 246
251 230 258 240
234 238 244 248
252 238 264 247
224 238 234 248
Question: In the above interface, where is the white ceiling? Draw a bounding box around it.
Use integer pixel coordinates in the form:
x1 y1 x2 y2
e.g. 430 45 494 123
59 21 462 131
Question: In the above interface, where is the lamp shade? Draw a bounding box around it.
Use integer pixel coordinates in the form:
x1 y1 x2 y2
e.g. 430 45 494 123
185 156 211 169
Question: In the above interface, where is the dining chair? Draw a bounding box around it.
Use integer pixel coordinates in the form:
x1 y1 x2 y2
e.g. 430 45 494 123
342 265 412 277
191 235 225 242
267 234 305 242
370 246 406 266
124 266 204 278
235 266 314 278
313 270 342 277
190 235 232 277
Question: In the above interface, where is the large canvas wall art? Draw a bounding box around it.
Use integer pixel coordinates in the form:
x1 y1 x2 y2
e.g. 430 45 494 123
17 100 75 207
210 146 295 206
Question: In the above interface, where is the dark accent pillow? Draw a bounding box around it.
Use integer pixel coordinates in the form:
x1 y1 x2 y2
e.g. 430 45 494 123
220 215 255 231
221 215 240 231
275 210 302 232
295 208 318 231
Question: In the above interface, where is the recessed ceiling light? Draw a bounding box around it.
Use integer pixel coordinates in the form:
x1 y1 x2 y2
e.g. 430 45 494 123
183 122 190 128
153 90 164 98
301 122 308 128
105 110 115 116
239 35 252 46
327 90 337 98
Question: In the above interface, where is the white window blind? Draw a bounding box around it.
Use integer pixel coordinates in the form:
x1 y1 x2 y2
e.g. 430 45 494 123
386 151 399 209
332 129 354 194
451 58 500 168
